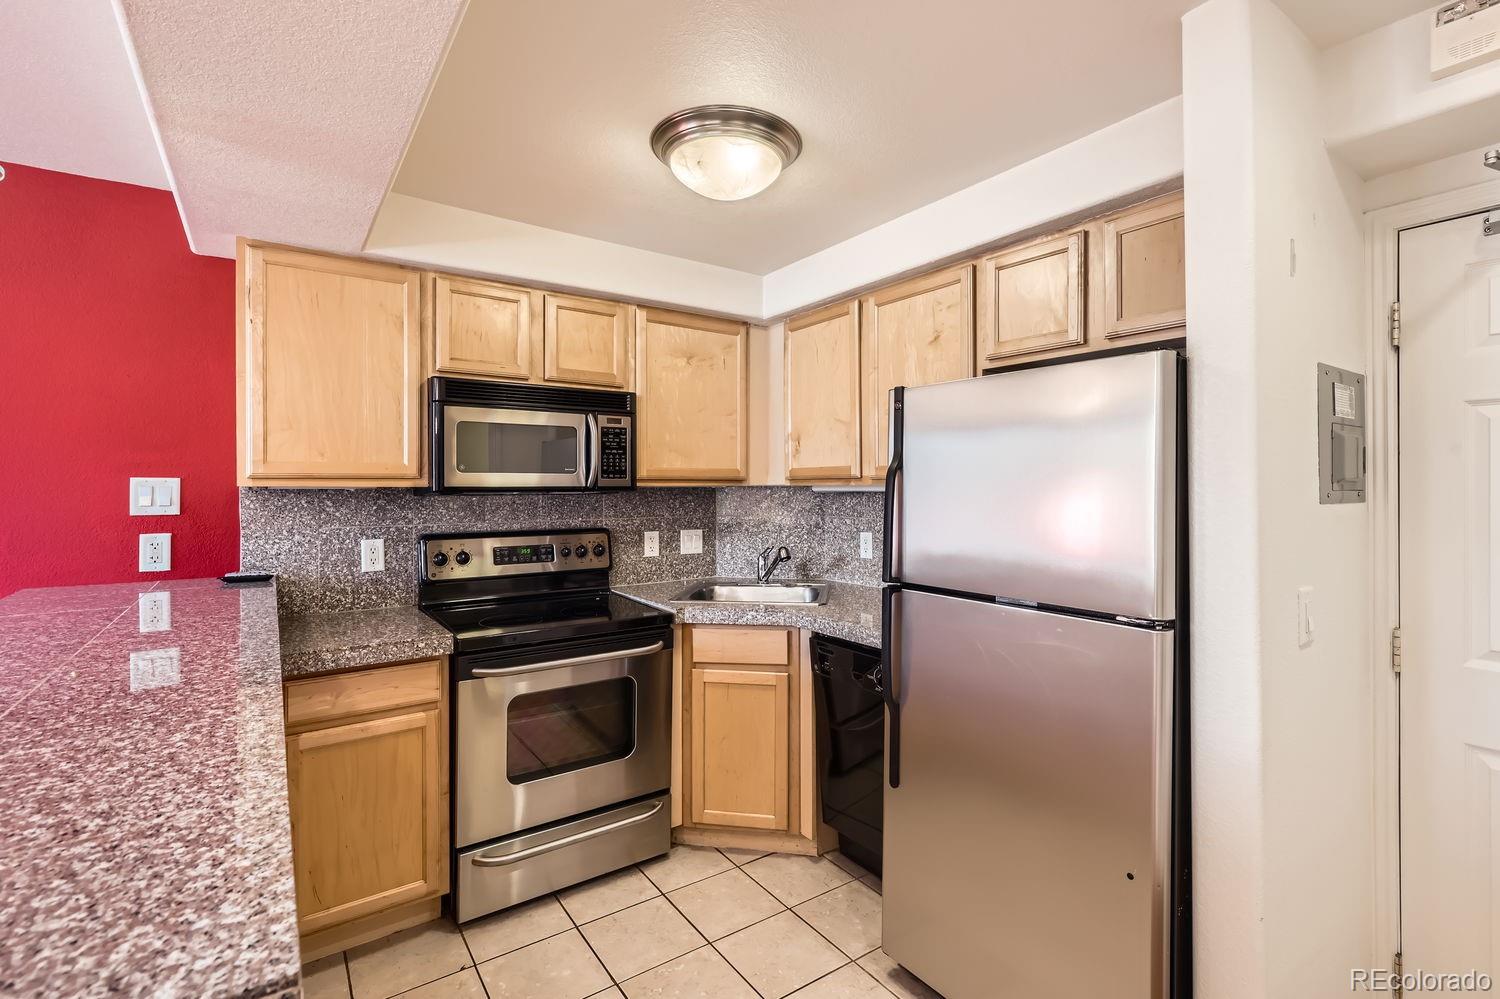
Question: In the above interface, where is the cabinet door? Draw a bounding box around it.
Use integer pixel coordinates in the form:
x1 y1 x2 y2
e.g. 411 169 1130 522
433 275 536 380
976 231 1084 365
862 265 974 478
286 708 445 935
690 667 790 830
1100 196 1186 339
543 294 632 388
636 308 748 481
241 245 424 485
785 300 861 480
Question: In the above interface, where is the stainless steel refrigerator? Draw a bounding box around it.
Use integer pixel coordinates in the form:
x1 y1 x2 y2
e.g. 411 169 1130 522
879 347 1190 999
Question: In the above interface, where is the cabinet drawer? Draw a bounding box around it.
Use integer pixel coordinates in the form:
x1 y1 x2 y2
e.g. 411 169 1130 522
286 660 442 728
690 627 790 667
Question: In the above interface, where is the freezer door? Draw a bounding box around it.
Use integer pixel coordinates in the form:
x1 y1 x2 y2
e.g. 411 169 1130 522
883 589 1173 999
895 349 1177 621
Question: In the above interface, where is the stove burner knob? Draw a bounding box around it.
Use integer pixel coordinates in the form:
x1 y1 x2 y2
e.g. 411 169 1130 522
559 546 571 558
455 550 471 566
574 544 588 558
592 543 606 557
431 552 449 567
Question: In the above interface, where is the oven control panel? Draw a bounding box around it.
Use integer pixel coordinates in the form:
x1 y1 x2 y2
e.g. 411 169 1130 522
421 530 610 581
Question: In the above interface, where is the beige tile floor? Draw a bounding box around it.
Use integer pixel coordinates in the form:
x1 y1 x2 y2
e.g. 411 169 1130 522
301 847 937 999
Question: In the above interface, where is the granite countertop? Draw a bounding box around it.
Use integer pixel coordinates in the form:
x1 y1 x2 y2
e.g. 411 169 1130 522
278 604 453 679
0 578 300 999
614 577 884 648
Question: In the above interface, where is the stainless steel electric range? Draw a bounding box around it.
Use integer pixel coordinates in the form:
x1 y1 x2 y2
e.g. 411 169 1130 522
418 529 674 923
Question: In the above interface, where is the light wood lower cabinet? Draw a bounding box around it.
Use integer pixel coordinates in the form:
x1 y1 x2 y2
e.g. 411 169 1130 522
677 626 826 853
283 659 448 954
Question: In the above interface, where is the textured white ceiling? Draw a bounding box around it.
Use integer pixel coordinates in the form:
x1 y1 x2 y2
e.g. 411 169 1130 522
0 0 165 188
113 0 465 256
1274 0 1435 47
393 0 1199 274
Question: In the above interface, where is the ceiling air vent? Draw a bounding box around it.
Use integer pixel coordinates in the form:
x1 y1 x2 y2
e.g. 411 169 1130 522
1432 0 1500 78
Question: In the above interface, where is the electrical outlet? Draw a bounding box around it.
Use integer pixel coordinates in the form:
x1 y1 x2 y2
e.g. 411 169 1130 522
129 477 180 516
680 529 703 555
138 591 171 633
129 647 181 692
643 531 660 557
859 531 874 559
1297 586 1315 648
360 538 385 573
138 533 171 572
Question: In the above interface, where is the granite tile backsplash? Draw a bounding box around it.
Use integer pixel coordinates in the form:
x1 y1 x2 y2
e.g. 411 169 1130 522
240 486 883 615
240 488 717 615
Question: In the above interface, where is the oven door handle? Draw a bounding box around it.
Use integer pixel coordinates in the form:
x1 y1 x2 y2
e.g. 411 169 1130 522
469 640 665 678
469 799 665 867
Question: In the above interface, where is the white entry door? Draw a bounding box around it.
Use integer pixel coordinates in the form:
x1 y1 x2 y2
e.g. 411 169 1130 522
1400 209 1500 977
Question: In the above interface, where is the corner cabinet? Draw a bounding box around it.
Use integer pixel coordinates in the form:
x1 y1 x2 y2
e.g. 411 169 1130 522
636 308 749 483
284 659 449 960
239 243 426 486
784 300 862 481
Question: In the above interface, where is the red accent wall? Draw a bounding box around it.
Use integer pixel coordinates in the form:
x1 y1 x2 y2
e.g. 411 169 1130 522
0 163 238 596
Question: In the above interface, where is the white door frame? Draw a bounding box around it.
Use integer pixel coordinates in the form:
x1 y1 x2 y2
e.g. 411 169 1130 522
1365 178 1500 966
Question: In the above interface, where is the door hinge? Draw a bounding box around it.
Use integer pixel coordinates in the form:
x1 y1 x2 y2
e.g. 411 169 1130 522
1390 301 1402 349
1393 950 1404 997
1392 627 1403 674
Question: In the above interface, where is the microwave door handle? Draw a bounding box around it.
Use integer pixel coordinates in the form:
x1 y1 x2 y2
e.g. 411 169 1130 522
585 413 600 488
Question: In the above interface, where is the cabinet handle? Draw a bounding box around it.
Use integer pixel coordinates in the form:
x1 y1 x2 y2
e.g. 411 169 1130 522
470 800 665 867
470 641 665 678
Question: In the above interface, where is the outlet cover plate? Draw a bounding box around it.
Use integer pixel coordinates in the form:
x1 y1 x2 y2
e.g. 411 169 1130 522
643 531 660 557
139 533 171 573
859 532 874 559
680 529 703 555
138 591 172 633
360 538 385 573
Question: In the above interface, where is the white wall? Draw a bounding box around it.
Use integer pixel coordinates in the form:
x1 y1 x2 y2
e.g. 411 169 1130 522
1363 139 1500 211
1184 0 1375 994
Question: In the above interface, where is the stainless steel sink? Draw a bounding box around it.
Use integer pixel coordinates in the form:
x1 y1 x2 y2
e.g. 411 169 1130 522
672 580 830 605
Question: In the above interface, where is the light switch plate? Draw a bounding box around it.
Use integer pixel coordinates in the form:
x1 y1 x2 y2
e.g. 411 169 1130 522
680 529 703 555
859 532 874 560
1297 586 1315 648
129 477 180 516
138 591 171 633
643 531 660 557
139 533 171 572
360 538 385 573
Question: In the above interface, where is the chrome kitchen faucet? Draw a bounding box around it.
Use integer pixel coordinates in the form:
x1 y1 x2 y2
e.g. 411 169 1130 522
757 545 792 584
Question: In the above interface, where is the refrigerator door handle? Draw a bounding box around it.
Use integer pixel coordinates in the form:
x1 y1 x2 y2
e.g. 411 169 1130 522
881 585 902 788
882 386 904 584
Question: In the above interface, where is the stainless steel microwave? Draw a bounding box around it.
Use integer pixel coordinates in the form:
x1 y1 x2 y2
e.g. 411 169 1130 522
430 378 634 492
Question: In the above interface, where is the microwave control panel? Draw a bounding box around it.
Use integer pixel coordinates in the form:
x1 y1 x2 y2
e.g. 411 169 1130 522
421 531 610 581
598 415 632 486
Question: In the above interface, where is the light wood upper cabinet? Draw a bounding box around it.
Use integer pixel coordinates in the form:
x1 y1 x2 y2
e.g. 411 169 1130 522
240 244 425 486
543 293 632 389
284 660 447 938
433 275 537 381
636 307 749 482
976 231 1085 367
1100 196 1186 339
784 300 861 481
862 265 974 478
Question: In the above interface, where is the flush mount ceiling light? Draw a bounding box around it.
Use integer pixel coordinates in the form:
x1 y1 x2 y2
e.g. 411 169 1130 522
650 105 802 202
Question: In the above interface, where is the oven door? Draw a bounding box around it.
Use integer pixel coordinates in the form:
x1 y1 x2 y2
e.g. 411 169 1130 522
440 405 596 490
455 634 671 848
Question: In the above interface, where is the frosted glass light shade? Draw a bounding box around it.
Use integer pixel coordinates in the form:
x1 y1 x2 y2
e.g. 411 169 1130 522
668 133 783 201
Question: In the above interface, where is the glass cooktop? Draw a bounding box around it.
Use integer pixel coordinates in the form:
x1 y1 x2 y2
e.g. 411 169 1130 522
423 590 672 655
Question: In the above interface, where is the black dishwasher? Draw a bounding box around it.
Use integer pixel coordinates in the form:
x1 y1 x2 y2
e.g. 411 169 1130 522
810 633 884 875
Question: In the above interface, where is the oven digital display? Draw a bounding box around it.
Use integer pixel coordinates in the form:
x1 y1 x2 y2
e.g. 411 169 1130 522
493 544 555 566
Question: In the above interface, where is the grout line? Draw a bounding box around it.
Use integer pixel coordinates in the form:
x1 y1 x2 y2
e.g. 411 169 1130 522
342 952 353 999
454 914 491 999
653 888 765 998
564 889 624 986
